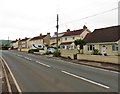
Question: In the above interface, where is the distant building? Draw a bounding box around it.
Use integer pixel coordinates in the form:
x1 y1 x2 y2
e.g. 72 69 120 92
11 39 19 49
84 25 120 55
18 37 30 49
29 33 50 48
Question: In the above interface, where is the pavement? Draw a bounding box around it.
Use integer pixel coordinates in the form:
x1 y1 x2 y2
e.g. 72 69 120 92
59 57 120 72
1 50 119 92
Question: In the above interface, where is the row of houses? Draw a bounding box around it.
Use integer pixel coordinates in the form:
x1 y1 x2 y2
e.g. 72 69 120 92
11 25 120 55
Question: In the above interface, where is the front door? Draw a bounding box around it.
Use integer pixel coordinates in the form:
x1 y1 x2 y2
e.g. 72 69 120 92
101 45 107 56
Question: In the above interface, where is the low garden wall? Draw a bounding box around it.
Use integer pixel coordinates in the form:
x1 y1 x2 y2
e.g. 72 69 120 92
18 48 29 52
60 49 78 59
77 54 119 64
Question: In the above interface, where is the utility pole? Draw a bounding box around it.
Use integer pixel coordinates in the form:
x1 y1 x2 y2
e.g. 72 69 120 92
56 14 59 50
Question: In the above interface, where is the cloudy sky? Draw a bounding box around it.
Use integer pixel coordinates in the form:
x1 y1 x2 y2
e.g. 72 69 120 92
0 0 119 40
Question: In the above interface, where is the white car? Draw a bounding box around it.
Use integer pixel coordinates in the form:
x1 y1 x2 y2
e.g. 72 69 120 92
47 48 56 54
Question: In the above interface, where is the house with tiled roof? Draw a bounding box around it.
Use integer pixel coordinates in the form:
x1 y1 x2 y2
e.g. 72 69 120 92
60 25 90 49
50 32 65 47
11 39 19 49
29 33 50 48
18 37 30 50
84 25 120 55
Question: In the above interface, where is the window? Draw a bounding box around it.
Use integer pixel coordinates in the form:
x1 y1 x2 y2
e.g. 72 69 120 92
65 38 67 40
62 46 65 49
73 37 75 40
67 46 69 49
58 38 60 41
112 44 118 51
88 45 95 51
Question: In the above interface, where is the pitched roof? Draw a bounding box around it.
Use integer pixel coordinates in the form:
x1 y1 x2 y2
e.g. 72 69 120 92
84 25 120 43
11 40 18 43
20 38 29 42
51 32 65 39
60 42 73 45
62 29 83 37
30 35 47 41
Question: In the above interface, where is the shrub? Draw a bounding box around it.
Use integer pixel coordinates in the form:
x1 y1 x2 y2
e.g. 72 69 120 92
28 49 39 53
92 49 99 55
74 54 77 60
53 50 61 57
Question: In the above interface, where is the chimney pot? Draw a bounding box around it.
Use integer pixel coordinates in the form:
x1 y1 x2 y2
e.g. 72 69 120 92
83 25 87 30
40 33 42 36
47 32 50 35
67 29 70 32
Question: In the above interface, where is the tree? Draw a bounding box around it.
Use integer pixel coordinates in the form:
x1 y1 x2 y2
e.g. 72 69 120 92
74 39 86 54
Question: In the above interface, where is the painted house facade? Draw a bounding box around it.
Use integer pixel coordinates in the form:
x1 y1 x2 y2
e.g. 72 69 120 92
18 37 30 49
29 33 50 47
50 32 65 47
60 25 90 49
11 39 19 49
84 25 120 55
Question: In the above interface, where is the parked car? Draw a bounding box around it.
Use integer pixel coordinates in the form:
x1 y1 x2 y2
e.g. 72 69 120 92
47 48 56 54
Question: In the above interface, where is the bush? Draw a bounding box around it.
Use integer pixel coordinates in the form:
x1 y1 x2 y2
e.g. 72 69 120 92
92 49 99 55
53 50 61 57
74 54 77 60
28 49 39 53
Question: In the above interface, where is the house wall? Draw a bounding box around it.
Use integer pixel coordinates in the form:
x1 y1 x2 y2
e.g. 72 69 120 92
50 38 62 47
101 44 118 55
12 41 19 49
20 39 30 49
44 34 50 46
62 35 80 43
27 39 30 48
118 40 120 55
84 43 118 55
50 38 56 44
84 44 100 55
30 39 44 45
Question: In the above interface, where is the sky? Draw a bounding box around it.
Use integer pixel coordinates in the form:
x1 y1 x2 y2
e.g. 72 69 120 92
0 0 119 40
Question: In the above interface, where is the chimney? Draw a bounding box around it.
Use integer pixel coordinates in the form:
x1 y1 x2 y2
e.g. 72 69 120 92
47 32 50 35
25 37 27 39
19 38 21 40
40 33 42 36
83 25 87 30
67 29 70 32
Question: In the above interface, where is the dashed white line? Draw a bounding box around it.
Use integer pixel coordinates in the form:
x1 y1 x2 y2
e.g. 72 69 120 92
61 70 110 89
35 61 51 68
24 57 32 61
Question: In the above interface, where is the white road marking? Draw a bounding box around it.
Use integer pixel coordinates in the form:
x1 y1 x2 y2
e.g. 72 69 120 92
61 70 110 89
1 60 12 93
35 61 51 68
24 57 32 61
1 57 22 93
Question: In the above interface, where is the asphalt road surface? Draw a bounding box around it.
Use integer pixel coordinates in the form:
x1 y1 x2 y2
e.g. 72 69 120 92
1 50 119 92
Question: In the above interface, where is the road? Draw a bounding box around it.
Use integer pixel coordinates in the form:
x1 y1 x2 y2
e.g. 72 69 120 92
1 50 119 92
